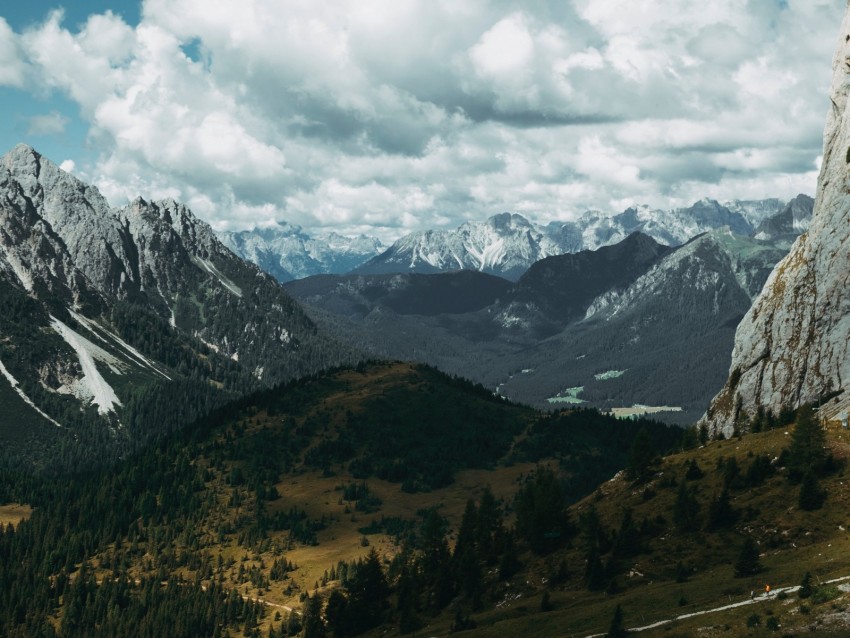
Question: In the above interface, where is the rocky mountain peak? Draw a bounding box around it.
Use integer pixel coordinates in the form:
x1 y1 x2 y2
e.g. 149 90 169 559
486 212 534 232
702 6 850 436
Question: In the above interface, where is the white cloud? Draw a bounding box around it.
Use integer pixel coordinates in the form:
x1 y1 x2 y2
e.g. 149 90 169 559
4 0 844 239
0 18 26 86
27 111 68 136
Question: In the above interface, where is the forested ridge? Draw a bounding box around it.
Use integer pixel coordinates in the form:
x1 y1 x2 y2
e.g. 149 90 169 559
0 361 688 637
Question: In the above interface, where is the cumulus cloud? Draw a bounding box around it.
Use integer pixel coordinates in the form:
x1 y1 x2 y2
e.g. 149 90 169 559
0 17 26 86
5 0 845 239
26 111 68 136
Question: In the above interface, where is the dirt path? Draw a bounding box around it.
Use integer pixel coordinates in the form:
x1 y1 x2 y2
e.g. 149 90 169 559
583 574 850 636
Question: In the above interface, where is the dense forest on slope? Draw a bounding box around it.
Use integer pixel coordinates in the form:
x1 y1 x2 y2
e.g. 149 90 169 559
0 361 685 637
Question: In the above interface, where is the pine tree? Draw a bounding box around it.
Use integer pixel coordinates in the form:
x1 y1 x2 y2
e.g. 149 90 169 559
396 566 421 635
515 467 570 553
625 428 656 483
705 489 737 530
612 508 641 558
301 593 326 638
345 549 388 633
734 537 762 577
788 405 827 482
607 604 627 638
798 470 825 510
584 545 606 591
324 590 348 638
799 571 813 599
722 456 741 490
684 459 704 480
673 482 700 532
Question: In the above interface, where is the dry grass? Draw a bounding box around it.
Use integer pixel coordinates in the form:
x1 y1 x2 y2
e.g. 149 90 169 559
0 503 32 528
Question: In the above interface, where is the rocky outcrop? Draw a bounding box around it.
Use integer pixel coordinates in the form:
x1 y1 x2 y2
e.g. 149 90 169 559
703 6 850 436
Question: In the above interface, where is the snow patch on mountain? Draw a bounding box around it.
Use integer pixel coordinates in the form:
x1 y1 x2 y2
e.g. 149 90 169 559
50 316 123 415
357 199 805 280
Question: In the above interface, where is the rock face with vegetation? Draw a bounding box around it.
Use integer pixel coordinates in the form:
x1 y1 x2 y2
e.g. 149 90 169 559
704 9 850 436
0 145 353 461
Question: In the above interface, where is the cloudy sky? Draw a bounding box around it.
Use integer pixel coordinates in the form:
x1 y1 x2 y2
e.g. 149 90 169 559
0 1 844 240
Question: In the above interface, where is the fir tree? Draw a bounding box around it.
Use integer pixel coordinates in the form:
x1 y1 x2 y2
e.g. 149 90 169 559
625 427 656 483
673 482 700 532
302 593 326 638
584 545 606 591
788 405 827 482
705 489 737 531
799 571 813 599
798 470 825 510
684 459 704 480
514 467 570 553
612 508 641 558
734 537 762 577
607 604 627 638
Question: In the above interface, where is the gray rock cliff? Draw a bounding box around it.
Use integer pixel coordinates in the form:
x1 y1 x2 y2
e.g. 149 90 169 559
703 4 850 436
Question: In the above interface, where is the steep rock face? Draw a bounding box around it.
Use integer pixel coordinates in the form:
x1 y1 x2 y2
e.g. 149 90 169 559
0 145 352 440
703 8 850 436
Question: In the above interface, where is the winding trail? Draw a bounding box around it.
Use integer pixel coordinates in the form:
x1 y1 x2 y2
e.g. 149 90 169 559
583 574 850 636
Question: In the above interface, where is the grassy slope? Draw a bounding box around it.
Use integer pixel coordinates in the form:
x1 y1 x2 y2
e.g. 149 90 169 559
456 423 850 638
17 360 850 636
5 359 845 637
1 360 674 637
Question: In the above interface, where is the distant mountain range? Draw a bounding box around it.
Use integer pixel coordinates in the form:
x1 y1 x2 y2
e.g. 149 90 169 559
286 228 795 423
218 223 384 282
0 142 817 457
0 144 354 464
222 195 812 282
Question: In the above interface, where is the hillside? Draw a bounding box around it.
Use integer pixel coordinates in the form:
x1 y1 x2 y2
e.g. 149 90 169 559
0 361 683 638
456 406 850 637
3 363 850 636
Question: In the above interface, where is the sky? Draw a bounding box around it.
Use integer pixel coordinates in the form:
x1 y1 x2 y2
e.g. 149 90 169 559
0 1 844 241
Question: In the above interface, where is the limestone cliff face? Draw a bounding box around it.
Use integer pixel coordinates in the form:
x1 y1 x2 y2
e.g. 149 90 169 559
703 3 850 436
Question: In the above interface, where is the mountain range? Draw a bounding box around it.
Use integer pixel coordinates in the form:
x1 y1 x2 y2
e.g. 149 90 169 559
221 196 811 283
218 223 384 282
0 144 354 464
2 3 850 637
286 227 794 423
0 141 818 448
